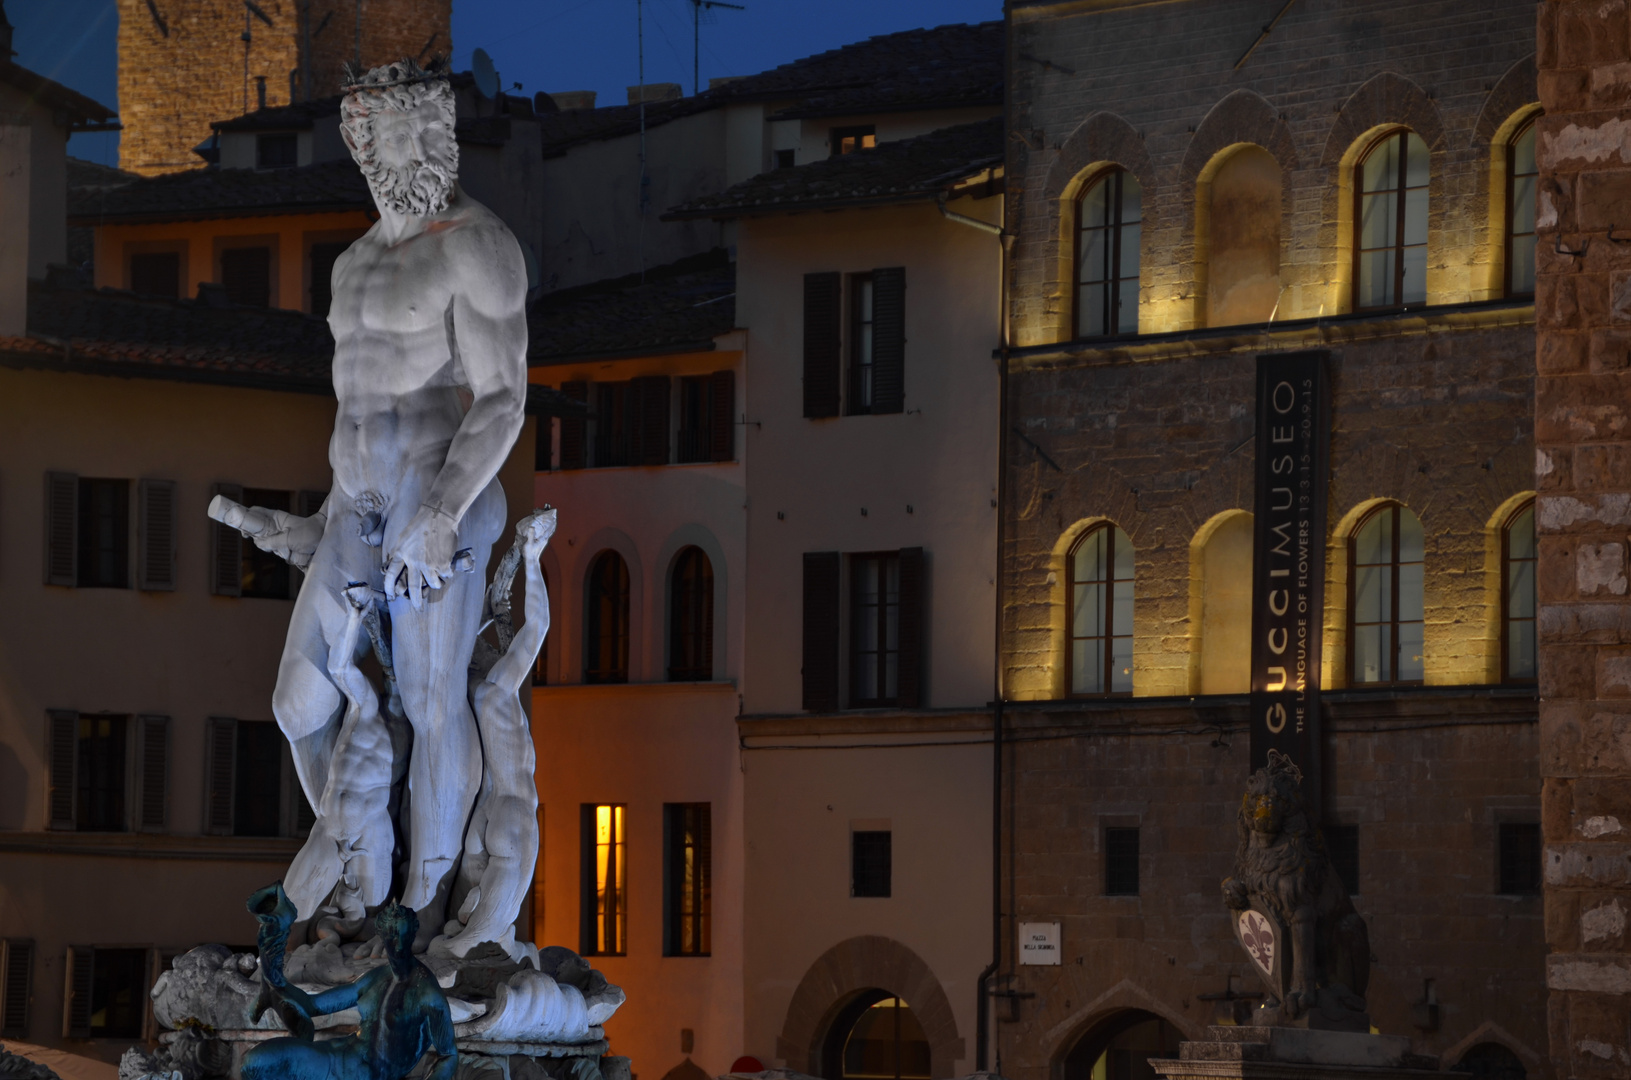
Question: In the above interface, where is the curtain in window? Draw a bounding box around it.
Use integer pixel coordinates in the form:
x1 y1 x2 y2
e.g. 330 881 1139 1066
1070 524 1134 695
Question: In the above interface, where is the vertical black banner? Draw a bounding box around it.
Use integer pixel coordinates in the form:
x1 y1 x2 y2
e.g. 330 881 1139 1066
1249 351 1331 808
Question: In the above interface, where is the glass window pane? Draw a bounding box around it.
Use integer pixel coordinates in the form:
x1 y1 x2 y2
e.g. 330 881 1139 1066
1509 558 1535 618
1401 245 1427 305
1399 562 1424 622
1355 510 1391 565
1512 174 1536 234
1509 620 1536 679
1118 221 1142 279
1080 229 1108 284
1359 192 1395 250
1510 233 1536 295
1074 639 1104 694
1358 249 1394 308
1509 506 1536 559
1080 283 1107 336
1076 529 1107 582
1080 177 1109 229
1513 123 1537 176
1404 133 1429 187
1118 277 1140 334
1076 582 1105 636
1399 510 1424 562
1353 624 1384 684
1403 188 1428 246
1361 135 1398 194
1398 620 1424 682
1354 564 1385 623
1112 580 1134 637
1120 173 1143 225
1113 527 1134 579
1111 634 1133 694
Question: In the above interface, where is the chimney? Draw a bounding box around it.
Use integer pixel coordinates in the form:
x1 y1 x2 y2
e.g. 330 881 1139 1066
626 83 681 106
549 91 597 112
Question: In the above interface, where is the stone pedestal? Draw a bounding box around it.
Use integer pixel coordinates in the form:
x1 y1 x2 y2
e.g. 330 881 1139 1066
161 1028 627 1080
1150 1027 1442 1079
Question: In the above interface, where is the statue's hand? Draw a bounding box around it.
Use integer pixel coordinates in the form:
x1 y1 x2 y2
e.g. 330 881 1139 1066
208 495 325 570
519 507 557 560
384 506 458 609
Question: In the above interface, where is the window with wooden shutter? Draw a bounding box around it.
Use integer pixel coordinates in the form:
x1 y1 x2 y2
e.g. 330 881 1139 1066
63 946 93 1039
137 480 177 591
559 382 589 470
44 472 78 587
802 552 841 712
633 375 671 466
870 267 906 414
803 273 841 418
1 939 34 1039
46 710 77 830
896 547 925 708
137 715 169 832
710 370 735 461
210 483 243 596
205 717 236 834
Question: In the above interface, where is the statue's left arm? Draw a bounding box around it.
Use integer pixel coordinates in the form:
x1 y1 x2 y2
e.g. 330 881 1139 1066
424 982 459 1080
385 221 528 606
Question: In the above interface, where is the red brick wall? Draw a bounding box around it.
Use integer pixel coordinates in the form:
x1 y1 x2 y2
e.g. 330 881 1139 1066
116 0 450 176
1535 3 1631 1076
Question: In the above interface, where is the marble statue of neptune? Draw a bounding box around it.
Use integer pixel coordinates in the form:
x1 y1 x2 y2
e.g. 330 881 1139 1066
216 58 529 942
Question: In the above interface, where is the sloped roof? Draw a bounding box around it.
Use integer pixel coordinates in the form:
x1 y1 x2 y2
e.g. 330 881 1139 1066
1 279 583 416
211 93 345 132
666 117 1002 220
66 156 139 191
0 60 116 125
528 249 736 365
68 160 373 224
538 21 1001 158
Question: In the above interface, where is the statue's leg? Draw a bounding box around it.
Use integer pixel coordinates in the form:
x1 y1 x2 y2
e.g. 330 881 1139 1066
273 515 379 805
241 1037 331 1080
389 480 505 934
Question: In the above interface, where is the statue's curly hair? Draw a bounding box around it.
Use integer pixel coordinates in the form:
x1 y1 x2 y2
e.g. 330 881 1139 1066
339 58 459 203
373 898 419 947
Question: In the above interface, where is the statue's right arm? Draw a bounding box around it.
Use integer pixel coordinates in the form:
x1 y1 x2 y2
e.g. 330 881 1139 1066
207 491 329 570
310 977 363 1015
484 532 552 695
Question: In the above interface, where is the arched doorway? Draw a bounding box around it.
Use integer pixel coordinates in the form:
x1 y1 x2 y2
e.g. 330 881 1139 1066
1452 1043 1525 1080
1061 1010 1182 1080
820 991 932 1080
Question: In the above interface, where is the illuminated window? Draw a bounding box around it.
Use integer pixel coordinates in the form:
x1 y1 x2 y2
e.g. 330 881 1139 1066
1502 501 1536 682
1507 118 1538 299
835 995 931 1080
580 804 626 956
1348 503 1424 685
585 551 630 683
1069 524 1133 696
664 803 711 956
832 125 876 156
1074 168 1141 337
1354 130 1428 310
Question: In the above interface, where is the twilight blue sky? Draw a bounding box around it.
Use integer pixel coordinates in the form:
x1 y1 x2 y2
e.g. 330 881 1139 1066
11 0 1003 166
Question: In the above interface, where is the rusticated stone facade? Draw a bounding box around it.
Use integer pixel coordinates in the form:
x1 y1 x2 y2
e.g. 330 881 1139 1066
117 0 450 176
997 0 1544 1076
1534 2 1631 1076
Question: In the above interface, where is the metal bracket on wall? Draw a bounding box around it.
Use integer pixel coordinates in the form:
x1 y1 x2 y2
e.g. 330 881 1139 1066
991 988 1036 1023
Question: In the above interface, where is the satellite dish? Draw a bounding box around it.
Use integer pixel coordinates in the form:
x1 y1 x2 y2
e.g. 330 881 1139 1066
472 48 499 100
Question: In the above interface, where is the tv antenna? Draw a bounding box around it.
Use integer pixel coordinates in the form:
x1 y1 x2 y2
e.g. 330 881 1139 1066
691 0 744 96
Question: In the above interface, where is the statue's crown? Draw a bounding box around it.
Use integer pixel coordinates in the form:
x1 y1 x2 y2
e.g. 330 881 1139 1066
342 57 449 95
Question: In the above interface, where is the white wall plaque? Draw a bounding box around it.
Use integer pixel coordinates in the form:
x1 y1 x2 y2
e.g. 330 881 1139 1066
1018 921 1061 965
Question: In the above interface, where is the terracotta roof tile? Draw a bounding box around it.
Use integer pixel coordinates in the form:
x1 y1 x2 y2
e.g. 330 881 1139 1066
528 250 736 364
68 160 374 224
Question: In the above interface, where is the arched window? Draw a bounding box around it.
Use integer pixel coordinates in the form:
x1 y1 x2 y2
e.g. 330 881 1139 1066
1205 146 1282 327
1506 117 1538 299
1195 512 1253 694
1075 168 1142 338
1348 503 1424 685
585 551 630 684
822 992 931 1080
1061 1010 1183 1080
669 546 714 681
1502 500 1536 683
1070 524 1134 695
1354 130 1428 310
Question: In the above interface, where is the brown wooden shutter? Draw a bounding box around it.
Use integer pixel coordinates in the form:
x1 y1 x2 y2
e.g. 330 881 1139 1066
802 552 841 712
871 267 906 414
633 375 671 466
47 710 77 831
1 939 35 1039
710 370 735 461
210 483 243 596
803 272 841 418
205 717 236 834
136 479 177 591
44 472 77 586
63 946 92 1039
137 715 169 832
559 381 589 470
897 546 926 708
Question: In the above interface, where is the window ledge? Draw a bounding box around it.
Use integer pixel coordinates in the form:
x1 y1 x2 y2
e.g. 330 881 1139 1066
0 830 302 862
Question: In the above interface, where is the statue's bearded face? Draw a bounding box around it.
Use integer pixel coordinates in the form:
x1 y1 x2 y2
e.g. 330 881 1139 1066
341 75 459 218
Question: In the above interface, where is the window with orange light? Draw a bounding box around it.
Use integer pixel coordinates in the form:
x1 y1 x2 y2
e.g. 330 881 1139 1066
580 804 626 955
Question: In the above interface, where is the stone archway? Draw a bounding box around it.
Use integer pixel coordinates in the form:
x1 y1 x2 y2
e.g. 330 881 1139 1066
776 936 964 1080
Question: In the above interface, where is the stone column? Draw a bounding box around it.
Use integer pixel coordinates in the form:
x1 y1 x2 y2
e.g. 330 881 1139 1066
1538 3 1631 1076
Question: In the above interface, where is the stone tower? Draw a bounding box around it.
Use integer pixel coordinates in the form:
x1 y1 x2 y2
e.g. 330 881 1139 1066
117 0 451 176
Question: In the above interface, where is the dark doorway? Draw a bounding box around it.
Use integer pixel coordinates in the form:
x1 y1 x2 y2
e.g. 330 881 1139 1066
822 991 931 1080
1061 1010 1182 1080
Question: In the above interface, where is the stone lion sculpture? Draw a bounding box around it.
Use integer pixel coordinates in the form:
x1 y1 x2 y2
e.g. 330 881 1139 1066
1222 750 1370 1030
